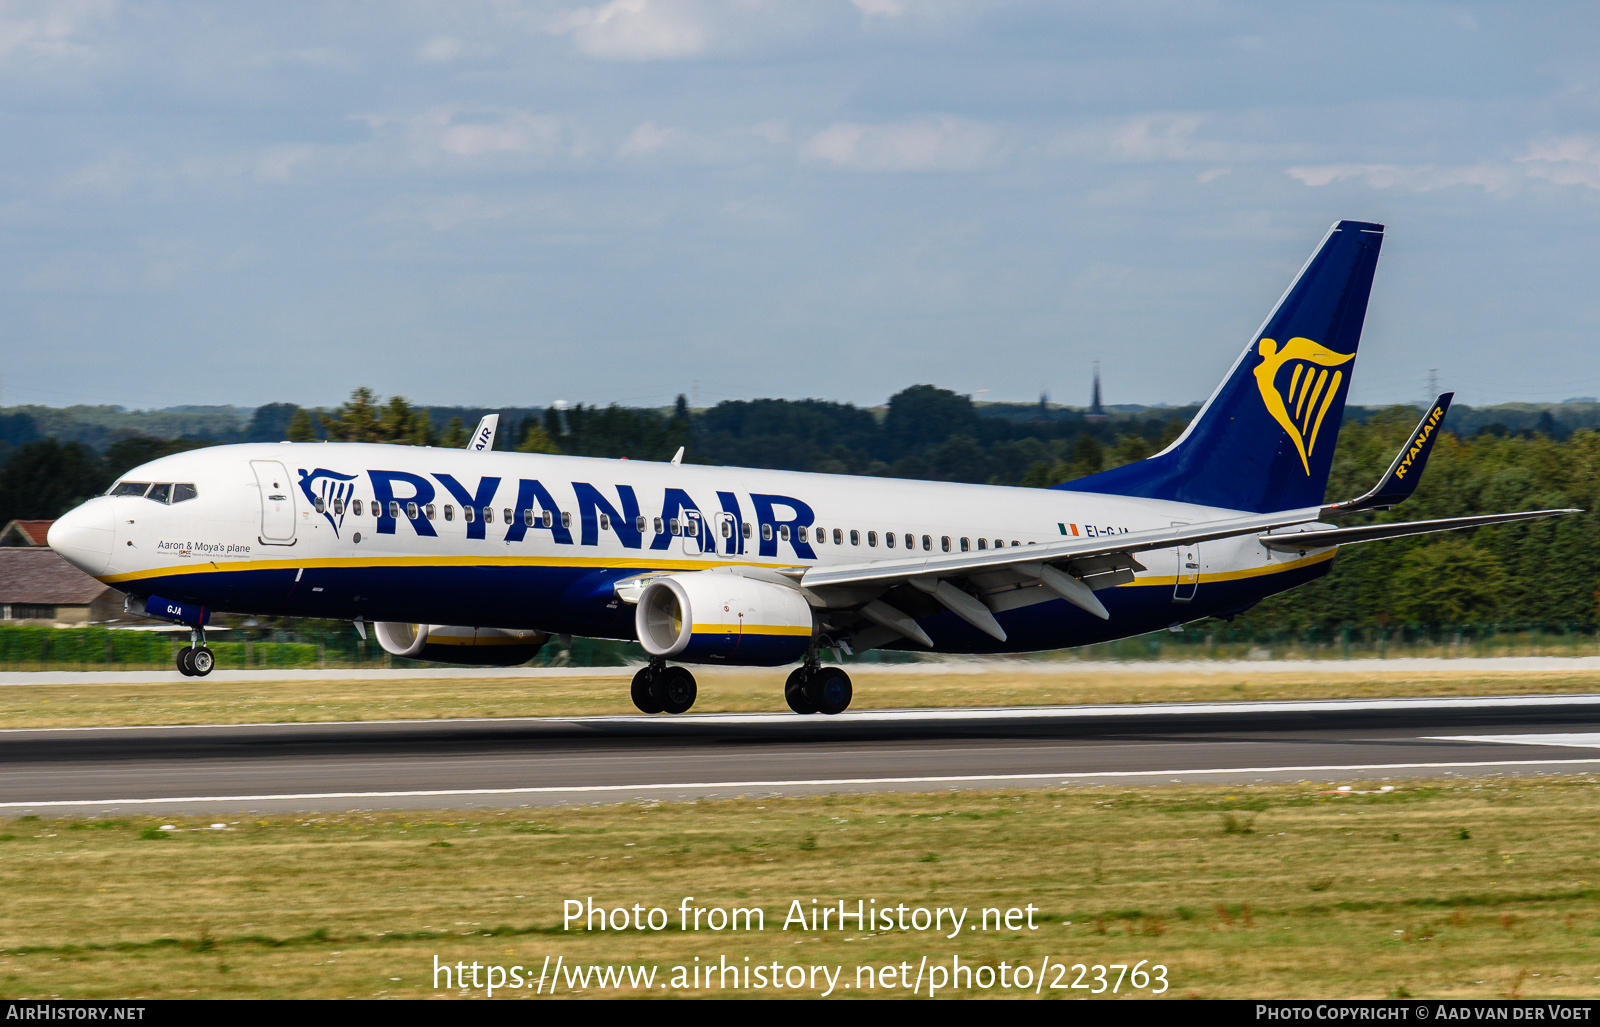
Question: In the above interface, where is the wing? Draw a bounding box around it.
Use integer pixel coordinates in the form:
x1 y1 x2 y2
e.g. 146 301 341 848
1260 509 1579 551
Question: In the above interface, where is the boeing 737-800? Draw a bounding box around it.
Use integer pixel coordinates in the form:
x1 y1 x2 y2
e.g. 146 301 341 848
46 220 1576 715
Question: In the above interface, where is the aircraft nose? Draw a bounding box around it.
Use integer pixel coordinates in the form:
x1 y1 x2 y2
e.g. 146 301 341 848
48 500 115 578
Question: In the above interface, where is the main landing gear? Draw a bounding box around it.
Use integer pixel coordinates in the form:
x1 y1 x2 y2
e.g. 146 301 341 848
785 663 852 716
631 660 697 715
175 627 214 677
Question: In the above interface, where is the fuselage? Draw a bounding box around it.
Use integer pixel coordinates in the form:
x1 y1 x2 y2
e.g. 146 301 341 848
47 441 1335 657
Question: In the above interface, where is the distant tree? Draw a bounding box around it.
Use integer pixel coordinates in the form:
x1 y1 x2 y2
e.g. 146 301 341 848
103 437 213 480
245 402 301 442
0 439 110 523
286 408 317 443
1390 538 1507 625
883 385 979 454
442 417 467 448
517 423 560 454
321 388 433 445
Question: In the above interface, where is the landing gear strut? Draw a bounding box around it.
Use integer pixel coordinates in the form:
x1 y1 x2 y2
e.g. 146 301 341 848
785 657 852 716
175 627 214 677
630 660 697 715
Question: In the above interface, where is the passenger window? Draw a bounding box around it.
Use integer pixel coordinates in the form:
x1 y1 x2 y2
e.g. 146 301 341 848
742 522 752 539
653 517 664 533
314 496 325 514
834 528 843 545
721 520 732 538
147 483 172 504
940 536 950 552
600 513 611 531
171 483 198 503
406 502 419 520
960 537 969 552
815 527 826 543
544 511 555 528
443 504 453 521
866 530 876 547
637 515 648 532
670 518 681 535
923 535 932 551
524 509 535 527
353 499 363 516
779 525 790 541
503 508 512 524
906 534 915 549
389 501 401 519
762 524 773 541
977 538 987 550
1012 540 1020 547
562 512 572 528
483 507 494 524
886 532 896 549
852 530 861 546
426 504 436 520
463 505 474 523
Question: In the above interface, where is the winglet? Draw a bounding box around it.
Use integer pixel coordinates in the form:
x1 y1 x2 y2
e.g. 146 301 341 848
468 414 499 451
1325 393 1452 514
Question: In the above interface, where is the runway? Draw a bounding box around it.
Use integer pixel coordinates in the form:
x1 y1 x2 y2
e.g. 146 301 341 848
4 694 1600 814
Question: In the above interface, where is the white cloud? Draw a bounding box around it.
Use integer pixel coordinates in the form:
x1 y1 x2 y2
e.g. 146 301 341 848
0 0 113 61
1518 135 1600 190
395 106 569 162
559 0 707 60
416 36 464 63
851 0 905 15
1286 162 1520 194
802 116 998 172
619 121 689 156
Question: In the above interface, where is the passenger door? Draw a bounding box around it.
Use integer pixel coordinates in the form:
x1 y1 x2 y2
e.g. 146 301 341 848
251 460 297 545
1171 521 1199 602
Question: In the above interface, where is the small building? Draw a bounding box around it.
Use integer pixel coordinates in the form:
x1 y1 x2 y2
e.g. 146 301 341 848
0 520 54 547
0 548 125 625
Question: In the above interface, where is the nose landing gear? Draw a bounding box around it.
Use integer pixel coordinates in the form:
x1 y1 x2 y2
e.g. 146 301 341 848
175 627 215 677
630 660 697 714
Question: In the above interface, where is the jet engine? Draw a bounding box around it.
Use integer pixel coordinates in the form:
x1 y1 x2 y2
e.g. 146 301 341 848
635 572 814 666
373 622 550 666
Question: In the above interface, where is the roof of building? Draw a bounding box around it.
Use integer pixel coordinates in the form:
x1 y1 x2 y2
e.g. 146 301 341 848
1 520 55 546
0 548 117 605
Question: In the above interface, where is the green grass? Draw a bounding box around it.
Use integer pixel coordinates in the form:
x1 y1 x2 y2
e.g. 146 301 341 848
2 778 1600 998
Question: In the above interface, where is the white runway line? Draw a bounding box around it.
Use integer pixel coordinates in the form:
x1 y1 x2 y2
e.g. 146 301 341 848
4 757 1600 810
1428 733 1600 750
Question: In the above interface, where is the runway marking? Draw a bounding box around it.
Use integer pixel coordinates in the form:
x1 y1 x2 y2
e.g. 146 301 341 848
1428 733 1600 750
7 692 1600 735
4 757 1600 809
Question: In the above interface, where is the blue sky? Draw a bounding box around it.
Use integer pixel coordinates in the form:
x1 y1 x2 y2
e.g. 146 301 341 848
2 1 1598 412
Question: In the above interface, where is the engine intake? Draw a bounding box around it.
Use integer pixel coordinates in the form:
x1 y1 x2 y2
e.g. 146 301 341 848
636 572 814 666
373 622 550 667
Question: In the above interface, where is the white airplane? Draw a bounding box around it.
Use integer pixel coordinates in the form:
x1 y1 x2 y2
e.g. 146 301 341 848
48 220 1575 715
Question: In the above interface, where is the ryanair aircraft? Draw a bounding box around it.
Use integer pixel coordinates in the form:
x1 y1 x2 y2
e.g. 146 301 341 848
47 220 1575 715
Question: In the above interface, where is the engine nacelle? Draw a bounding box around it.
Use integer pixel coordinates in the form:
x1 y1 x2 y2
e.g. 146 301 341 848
372 622 550 667
636 572 814 666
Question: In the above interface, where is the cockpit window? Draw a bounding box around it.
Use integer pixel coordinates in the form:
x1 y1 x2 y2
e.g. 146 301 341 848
110 482 150 498
116 482 198 504
171 483 198 503
146 483 172 504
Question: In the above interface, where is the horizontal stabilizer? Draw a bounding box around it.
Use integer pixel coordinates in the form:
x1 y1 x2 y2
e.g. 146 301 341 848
1259 508 1580 551
1325 393 1452 514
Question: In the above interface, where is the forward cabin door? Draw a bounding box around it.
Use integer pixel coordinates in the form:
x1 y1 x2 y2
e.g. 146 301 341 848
251 460 297 545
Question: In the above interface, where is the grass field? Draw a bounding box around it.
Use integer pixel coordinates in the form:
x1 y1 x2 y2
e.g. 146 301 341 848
3 666 1600 729
2 778 1599 999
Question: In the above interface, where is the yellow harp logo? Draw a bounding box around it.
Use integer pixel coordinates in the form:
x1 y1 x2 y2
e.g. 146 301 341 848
1253 337 1355 475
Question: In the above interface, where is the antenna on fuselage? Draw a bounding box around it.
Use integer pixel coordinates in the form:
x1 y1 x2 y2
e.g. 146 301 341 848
670 446 684 465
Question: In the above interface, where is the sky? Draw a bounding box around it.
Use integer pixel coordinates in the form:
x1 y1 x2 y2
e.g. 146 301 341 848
2 0 1598 413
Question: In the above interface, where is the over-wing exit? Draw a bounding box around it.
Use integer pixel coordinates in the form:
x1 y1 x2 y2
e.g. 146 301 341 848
46 221 1577 715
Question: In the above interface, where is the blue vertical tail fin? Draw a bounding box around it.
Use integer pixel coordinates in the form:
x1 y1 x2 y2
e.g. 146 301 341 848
1059 219 1384 512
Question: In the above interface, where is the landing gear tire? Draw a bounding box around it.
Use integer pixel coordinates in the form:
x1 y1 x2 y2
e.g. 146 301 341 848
814 668 852 715
631 667 665 714
175 647 196 676
784 667 820 715
189 647 215 677
655 666 697 715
